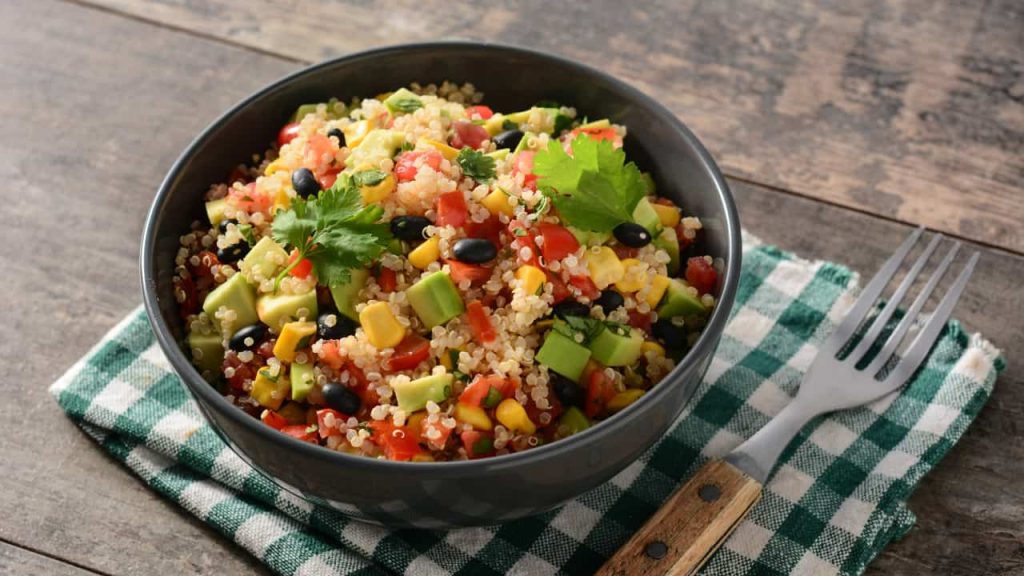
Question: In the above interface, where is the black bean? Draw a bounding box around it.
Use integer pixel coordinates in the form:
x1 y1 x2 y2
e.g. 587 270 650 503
553 300 590 319
322 382 362 414
551 375 584 407
389 216 432 241
291 167 321 198
317 312 356 340
229 324 267 352
218 218 238 234
652 318 687 350
613 222 652 248
593 289 624 312
492 129 524 150
216 241 250 264
327 127 345 147
452 238 497 264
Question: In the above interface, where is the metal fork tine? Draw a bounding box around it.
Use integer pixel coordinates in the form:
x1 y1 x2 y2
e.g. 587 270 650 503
849 234 942 365
882 252 979 385
865 241 962 377
822 227 924 354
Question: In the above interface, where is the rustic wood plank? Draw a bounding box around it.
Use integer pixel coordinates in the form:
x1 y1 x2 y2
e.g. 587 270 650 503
77 0 1024 254
0 0 1020 574
0 541 102 576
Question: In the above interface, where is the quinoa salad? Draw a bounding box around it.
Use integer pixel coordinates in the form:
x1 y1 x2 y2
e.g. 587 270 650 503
176 82 718 462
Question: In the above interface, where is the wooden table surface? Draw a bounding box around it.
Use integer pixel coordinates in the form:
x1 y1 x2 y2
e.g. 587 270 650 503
1 0 1021 574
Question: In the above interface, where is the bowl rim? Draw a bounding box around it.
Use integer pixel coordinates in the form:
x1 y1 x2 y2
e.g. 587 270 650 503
141 40 742 475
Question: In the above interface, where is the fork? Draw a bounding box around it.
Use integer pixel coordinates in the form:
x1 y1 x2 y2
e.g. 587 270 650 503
598 227 979 576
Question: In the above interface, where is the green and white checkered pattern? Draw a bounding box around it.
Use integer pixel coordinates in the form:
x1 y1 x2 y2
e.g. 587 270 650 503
51 238 1003 576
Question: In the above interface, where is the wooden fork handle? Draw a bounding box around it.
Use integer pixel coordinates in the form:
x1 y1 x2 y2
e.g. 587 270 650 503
596 460 763 576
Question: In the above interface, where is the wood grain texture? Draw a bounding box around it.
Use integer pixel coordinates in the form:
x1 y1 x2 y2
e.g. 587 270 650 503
0 0 1020 574
78 0 1024 254
0 541 101 576
598 460 761 576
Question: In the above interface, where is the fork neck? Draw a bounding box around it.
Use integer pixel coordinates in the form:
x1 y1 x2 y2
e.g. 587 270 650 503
725 399 819 483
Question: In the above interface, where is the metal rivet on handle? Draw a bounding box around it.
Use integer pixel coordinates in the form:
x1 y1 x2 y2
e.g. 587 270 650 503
644 540 668 560
698 484 721 502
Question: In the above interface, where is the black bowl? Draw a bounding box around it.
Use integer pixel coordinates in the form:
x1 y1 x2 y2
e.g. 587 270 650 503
141 42 741 528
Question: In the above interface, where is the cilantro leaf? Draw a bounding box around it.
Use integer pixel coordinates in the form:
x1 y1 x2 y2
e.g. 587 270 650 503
457 148 496 182
271 175 391 287
533 136 645 233
552 316 604 345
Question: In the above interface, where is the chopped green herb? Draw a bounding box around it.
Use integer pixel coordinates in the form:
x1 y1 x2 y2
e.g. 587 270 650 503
305 424 319 434
513 228 528 237
352 169 387 187
400 141 415 152
472 436 495 455
237 223 256 246
482 387 503 409
553 113 574 136
456 147 496 182
553 316 604 345
502 119 517 130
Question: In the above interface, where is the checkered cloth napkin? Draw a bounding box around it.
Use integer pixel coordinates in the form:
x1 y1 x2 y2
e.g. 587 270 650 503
51 237 1003 576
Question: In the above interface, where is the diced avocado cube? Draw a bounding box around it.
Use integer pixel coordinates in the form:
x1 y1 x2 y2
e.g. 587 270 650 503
256 290 318 333
406 271 465 329
345 129 405 168
290 362 315 402
187 331 224 376
240 236 289 284
290 103 320 122
382 88 423 114
559 406 591 435
205 198 228 227
569 227 611 246
589 323 644 367
393 373 452 413
657 278 708 319
251 366 289 410
202 273 258 336
536 330 592 382
328 267 369 322
632 197 663 236
653 227 681 275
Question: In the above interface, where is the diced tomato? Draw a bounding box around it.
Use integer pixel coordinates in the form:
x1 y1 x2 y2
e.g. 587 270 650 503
685 257 718 295
277 121 301 148
318 340 345 370
568 127 623 148
383 333 430 372
627 310 652 333
525 392 564 430
466 216 504 247
537 223 580 262
319 167 340 190
466 301 497 344
395 149 443 182
546 271 571 304
315 409 346 439
569 274 600 300
228 165 251 186
675 222 694 250
421 420 453 450
190 250 220 282
286 250 314 279
436 190 468 228
612 245 638 260
465 105 494 120
507 220 542 267
460 430 495 459
222 353 257 392
377 266 397 292
261 409 288 431
228 182 273 215
303 133 335 172
446 260 492 285
459 375 511 406
584 368 616 418
450 120 490 150
176 276 199 319
280 424 318 443
513 151 537 189
370 422 422 461
257 339 276 360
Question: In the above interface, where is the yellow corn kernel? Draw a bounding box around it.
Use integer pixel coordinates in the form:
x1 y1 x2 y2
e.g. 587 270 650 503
641 341 666 357
272 187 292 213
359 302 406 349
411 453 436 462
419 138 459 161
360 173 396 204
645 275 671 308
272 321 317 363
515 265 546 295
481 189 514 216
342 120 372 148
264 159 287 176
408 236 440 269
406 411 427 434
251 367 289 410
495 398 536 434
454 402 493 431
652 203 681 228
615 259 648 293
585 246 625 289
439 348 462 371
607 389 645 413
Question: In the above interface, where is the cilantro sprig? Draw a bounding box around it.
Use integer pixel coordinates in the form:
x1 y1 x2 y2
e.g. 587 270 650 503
456 148 496 182
271 175 391 287
532 135 646 232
